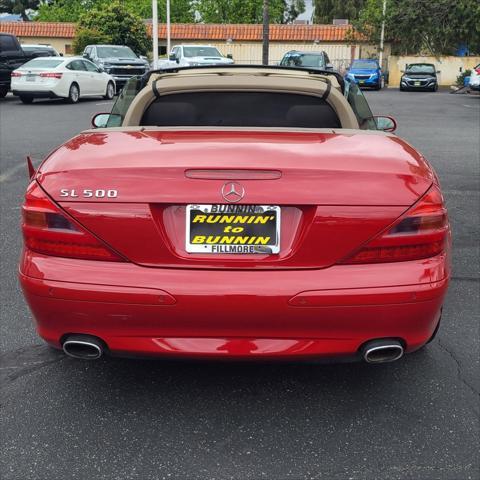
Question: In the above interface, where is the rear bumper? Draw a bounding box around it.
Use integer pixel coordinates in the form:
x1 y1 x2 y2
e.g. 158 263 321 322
19 249 449 360
12 89 60 99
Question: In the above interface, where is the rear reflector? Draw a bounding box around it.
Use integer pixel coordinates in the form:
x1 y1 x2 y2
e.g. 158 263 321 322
22 182 125 262
340 186 449 264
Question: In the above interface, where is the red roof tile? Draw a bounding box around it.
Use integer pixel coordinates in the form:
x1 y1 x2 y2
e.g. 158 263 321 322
1 21 358 42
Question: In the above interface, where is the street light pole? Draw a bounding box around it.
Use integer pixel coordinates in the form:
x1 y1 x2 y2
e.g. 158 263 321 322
166 0 171 56
378 0 387 69
262 0 269 65
152 0 158 69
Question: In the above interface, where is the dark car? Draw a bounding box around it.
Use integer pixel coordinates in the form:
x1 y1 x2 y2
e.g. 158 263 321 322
22 44 61 57
83 44 149 92
0 33 43 98
400 63 439 92
279 50 334 70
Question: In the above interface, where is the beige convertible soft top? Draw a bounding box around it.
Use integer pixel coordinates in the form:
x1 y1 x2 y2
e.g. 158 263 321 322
122 67 360 129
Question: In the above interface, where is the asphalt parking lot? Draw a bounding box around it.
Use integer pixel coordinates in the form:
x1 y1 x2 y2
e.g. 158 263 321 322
0 89 479 480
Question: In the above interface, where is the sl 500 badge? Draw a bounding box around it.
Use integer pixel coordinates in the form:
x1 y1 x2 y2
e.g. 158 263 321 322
60 189 118 198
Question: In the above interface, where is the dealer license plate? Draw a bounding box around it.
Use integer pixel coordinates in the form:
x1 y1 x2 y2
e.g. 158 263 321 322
415 81 421 86
186 204 280 254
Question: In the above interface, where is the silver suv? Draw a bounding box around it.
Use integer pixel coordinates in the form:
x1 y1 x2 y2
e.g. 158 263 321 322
279 50 334 70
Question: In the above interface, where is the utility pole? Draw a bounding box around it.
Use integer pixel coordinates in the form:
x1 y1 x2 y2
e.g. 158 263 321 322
378 0 387 70
166 0 171 56
262 0 269 65
152 0 158 69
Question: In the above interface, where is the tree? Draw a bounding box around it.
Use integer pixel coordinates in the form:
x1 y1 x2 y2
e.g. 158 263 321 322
355 0 480 56
192 0 305 24
76 0 151 55
36 0 101 22
37 0 195 23
313 0 365 24
73 28 111 54
0 0 40 20
122 0 195 23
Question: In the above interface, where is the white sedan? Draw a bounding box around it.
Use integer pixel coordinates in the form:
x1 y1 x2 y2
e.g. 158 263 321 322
11 56 116 104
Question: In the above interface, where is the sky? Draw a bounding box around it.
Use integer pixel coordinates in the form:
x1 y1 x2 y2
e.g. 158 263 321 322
296 0 314 22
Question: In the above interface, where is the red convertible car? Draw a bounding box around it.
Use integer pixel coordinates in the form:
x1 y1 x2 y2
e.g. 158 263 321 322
19 66 451 363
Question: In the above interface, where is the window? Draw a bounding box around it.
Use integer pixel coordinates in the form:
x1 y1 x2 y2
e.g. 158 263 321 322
65 44 73 55
96 46 137 59
281 53 326 69
83 60 99 72
344 78 377 130
67 60 87 71
0 35 17 53
140 92 341 128
107 76 144 127
183 46 222 58
20 58 64 69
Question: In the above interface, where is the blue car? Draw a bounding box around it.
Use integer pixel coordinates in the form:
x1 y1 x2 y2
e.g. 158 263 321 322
346 59 385 90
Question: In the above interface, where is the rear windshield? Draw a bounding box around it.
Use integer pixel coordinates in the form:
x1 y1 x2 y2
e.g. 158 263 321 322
282 53 325 68
20 58 64 69
23 46 53 52
351 61 378 69
140 92 341 128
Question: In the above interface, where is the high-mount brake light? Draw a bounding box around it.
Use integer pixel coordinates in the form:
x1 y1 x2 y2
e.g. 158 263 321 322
340 186 449 264
22 182 124 262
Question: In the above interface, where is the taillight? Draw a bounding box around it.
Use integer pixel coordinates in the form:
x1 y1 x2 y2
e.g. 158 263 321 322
39 72 63 79
475 68 480 75
11 71 22 77
22 182 125 262
340 185 449 264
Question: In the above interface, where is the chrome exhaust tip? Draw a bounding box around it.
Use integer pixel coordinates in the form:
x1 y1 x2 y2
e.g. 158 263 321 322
63 335 104 360
362 339 404 364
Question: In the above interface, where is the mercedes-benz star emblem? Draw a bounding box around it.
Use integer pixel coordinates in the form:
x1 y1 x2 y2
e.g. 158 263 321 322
221 182 245 203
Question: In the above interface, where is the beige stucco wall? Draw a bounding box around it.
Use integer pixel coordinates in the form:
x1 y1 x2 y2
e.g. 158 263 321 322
388 55 480 86
17 36 74 55
15 35 382 70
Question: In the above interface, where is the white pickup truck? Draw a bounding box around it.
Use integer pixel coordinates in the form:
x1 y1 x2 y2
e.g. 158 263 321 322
158 45 234 69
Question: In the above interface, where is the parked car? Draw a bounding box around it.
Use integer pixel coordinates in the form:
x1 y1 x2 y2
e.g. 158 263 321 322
0 33 45 98
346 59 385 90
83 44 149 91
400 63 439 92
468 63 480 91
279 50 334 70
11 56 115 104
162 45 234 68
22 44 61 57
19 65 450 364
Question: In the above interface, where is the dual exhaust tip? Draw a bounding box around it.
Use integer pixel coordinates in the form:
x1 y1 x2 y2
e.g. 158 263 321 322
62 335 404 363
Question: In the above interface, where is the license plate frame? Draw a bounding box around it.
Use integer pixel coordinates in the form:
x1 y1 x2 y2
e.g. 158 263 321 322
414 81 421 86
26 74 36 82
186 204 281 254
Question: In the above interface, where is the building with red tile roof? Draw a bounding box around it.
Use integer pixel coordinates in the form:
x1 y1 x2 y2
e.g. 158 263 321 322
0 21 379 66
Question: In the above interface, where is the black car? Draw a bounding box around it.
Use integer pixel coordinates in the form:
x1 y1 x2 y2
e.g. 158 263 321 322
400 63 439 91
0 33 44 97
279 50 334 70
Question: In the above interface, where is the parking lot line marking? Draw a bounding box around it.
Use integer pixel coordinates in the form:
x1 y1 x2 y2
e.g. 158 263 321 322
0 162 27 183
95 102 113 106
